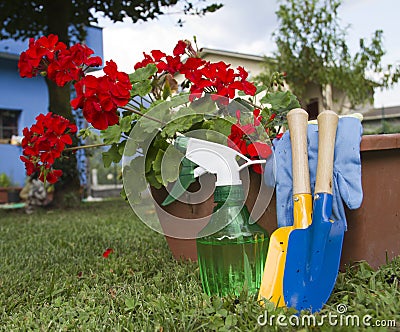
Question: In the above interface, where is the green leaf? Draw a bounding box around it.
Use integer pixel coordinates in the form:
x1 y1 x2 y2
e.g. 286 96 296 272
78 127 94 139
145 171 162 189
123 139 139 157
123 156 147 203
101 125 122 145
117 140 126 155
232 97 254 112
225 314 238 328
124 298 136 311
120 186 127 200
129 63 157 82
205 118 232 145
138 117 161 134
213 117 234 136
152 149 164 175
120 115 133 133
145 145 159 173
162 110 203 138
131 80 152 97
102 144 122 168
255 84 268 95
161 146 184 183
162 79 171 100
216 308 228 318
260 90 300 113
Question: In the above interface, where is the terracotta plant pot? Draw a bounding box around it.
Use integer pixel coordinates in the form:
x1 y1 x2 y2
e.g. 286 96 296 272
0 188 7 204
0 187 22 204
341 134 400 269
151 170 276 261
259 134 400 269
150 179 214 261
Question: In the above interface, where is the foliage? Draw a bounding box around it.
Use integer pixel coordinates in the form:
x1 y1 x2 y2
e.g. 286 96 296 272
363 121 400 135
271 0 400 110
0 0 223 42
1 199 399 331
0 173 12 187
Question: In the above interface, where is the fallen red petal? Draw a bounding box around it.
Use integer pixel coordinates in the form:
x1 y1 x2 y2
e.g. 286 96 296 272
102 248 113 258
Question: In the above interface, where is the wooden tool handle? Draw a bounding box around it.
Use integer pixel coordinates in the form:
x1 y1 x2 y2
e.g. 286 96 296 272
287 108 311 195
315 110 339 194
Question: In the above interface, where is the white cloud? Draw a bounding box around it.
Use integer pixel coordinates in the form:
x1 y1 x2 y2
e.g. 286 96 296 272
97 0 400 107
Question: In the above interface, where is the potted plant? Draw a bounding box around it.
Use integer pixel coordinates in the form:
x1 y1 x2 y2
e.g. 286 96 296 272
17 35 299 258
0 173 11 204
0 173 22 204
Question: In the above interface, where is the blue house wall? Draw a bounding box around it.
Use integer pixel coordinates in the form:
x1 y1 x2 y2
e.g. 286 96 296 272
0 27 103 187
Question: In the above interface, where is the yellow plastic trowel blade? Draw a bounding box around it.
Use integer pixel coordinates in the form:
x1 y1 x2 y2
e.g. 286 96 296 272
258 193 312 307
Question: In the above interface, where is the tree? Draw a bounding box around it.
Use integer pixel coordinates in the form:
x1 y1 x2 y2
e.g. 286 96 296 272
269 0 399 112
0 0 222 205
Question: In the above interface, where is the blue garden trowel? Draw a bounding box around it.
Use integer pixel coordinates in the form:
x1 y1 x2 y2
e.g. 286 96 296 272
283 110 343 313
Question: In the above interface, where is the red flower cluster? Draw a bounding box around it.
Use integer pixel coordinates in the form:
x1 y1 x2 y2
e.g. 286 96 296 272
71 60 132 130
19 35 129 130
134 40 189 74
134 40 257 104
18 35 66 78
182 61 257 104
47 43 102 86
20 113 77 183
228 110 272 174
18 34 102 86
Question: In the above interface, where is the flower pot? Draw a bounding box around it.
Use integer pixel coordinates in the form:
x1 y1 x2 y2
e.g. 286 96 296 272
151 170 276 261
0 187 22 204
150 178 214 261
7 188 21 203
257 134 400 269
341 133 400 269
0 188 7 204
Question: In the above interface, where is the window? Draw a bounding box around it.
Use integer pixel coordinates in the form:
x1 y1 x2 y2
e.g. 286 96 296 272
306 99 319 121
0 109 21 140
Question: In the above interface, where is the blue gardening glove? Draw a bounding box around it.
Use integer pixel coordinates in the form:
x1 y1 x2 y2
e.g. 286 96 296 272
271 116 363 230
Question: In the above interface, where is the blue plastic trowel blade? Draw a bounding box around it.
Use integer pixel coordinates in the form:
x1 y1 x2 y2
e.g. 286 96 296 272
283 193 345 313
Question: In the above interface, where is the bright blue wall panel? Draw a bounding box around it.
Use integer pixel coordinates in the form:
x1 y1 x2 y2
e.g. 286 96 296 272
0 26 103 188
0 57 48 186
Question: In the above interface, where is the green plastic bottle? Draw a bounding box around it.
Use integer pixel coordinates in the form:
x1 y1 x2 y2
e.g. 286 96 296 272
197 185 269 297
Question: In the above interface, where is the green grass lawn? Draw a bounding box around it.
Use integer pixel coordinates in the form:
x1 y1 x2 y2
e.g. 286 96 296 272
0 199 399 331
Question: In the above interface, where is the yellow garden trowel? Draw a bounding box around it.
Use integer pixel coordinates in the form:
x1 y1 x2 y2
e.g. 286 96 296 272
258 108 312 307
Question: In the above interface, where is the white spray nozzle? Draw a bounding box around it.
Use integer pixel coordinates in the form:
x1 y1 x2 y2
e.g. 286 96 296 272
176 137 266 186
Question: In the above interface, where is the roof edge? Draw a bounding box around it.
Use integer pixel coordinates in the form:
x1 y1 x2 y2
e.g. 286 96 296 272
199 47 275 62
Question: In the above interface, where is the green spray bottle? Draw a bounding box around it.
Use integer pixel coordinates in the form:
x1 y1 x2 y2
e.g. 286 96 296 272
163 136 270 297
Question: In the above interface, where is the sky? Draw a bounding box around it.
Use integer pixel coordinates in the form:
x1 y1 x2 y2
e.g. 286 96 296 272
96 0 400 109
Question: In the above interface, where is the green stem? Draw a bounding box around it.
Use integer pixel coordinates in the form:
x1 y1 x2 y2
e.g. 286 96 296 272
120 106 164 125
64 142 109 151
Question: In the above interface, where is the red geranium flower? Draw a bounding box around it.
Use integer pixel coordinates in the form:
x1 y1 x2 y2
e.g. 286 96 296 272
173 40 188 56
20 112 77 183
134 52 155 70
19 35 101 87
71 60 132 130
18 35 67 78
247 142 272 159
47 43 102 86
